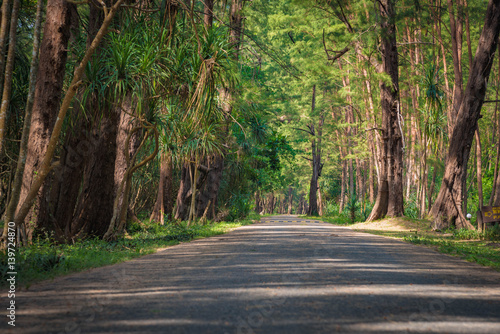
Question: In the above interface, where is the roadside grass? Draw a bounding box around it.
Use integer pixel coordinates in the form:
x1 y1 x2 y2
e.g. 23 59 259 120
316 215 500 271
0 214 259 289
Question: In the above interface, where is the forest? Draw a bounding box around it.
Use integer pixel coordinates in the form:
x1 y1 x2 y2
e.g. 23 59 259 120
0 0 500 249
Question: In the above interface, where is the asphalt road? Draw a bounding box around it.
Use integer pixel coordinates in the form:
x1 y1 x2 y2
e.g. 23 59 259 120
7 215 500 333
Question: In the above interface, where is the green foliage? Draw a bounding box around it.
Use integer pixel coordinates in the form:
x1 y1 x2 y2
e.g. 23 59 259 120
451 225 500 241
404 194 420 219
345 196 359 224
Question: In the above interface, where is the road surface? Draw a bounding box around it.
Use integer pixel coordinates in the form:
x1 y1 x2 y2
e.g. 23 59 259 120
7 216 500 333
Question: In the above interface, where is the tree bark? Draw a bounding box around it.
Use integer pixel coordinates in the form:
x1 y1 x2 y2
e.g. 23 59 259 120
287 187 293 214
151 152 174 224
0 0 20 155
307 86 323 216
367 0 404 220
0 0 12 102
203 0 214 29
476 130 483 209
1 0 44 242
14 0 125 233
430 0 500 229
196 154 224 219
447 0 464 136
16 0 76 239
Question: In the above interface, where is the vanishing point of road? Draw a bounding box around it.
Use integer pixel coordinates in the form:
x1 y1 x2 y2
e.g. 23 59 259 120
9 216 500 333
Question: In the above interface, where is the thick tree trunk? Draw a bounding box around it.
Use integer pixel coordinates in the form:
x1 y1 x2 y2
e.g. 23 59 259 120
255 191 261 214
14 0 125 233
71 107 120 237
367 0 403 220
196 154 224 219
430 0 500 229
16 0 75 239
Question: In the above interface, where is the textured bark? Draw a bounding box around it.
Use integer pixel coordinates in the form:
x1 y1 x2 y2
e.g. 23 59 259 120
16 0 75 238
430 0 500 229
71 108 120 237
307 87 323 216
40 4 102 242
203 0 214 29
0 0 20 155
367 0 403 221
196 154 224 219
113 103 139 217
0 0 12 100
229 0 244 59
14 0 125 232
1 0 44 242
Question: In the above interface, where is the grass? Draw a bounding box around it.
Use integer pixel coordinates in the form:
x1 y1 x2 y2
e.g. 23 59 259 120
0 214 258 289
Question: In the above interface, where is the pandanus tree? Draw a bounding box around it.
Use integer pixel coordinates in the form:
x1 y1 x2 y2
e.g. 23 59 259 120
172 24 238 222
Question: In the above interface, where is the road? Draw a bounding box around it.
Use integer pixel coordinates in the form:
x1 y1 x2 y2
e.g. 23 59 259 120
8 216 500 333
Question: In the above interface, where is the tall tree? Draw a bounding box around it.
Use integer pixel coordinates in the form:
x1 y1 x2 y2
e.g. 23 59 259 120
0 0 20 155
429 0 500 230
367 0 404 220
307 86 324 216
16 0 77 239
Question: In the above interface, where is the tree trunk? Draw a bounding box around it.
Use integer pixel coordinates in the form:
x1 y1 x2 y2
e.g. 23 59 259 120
476 130 483 209
1 0 44 242
174 160 207 221
287 187 293 214
490 44 500 205
0 0 20 155
203 0 214 29
255 191 261 214
71 107 120 237
196 154 224 219
151 152 174 224
0 0 12 102
430 0 500 229
367 0 404 221
16 0 76 239
446 0 464 136
14 0 125 233
318 186 323 216
307 87 323 216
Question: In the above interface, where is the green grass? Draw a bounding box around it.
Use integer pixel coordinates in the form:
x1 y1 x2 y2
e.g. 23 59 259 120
402 235 500 270
1 215 258 288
